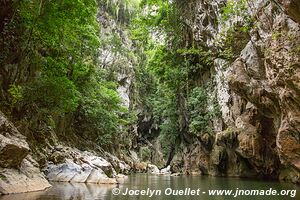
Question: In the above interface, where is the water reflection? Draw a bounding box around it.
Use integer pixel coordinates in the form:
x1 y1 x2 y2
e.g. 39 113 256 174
0 174 299 200
0 183 115 200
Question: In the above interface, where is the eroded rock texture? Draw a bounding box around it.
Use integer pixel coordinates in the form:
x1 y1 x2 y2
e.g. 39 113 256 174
170 0 300 183
0 111 133 194
0 112 51 194
45 146 130 184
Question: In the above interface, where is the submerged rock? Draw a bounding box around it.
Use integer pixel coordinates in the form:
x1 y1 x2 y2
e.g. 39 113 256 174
170 173 181 177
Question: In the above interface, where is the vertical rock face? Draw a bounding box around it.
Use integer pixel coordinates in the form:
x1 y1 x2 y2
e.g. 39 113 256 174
0 112 51 194
97 8 136 110
170 0 300 183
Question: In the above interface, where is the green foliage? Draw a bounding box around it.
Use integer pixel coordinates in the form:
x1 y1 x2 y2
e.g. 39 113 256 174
147 45 187 89
158 130 177 159
150 85 179 157
77 70 126 145
188 86 221 135
220 0 251 23
131 0 182 46
0 0 131 147
2 0 225 151
143 44 183 145
178 47 214 72
217 23 250 60
292 44 300 53
8 84 23 106
272 31 282 40
25 75 80 113
99 0 141 23
218 0 253 60
131 0 221 152
0 173 7 181
14 0 101 115
188 87 209 135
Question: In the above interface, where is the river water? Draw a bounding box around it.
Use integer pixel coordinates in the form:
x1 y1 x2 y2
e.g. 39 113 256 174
0 174 299 200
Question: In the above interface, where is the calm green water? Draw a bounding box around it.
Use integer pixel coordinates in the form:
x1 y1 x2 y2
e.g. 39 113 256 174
1 174 299 200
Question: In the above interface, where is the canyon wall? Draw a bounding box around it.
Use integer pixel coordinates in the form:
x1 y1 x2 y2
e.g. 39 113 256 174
1 0 300 195
169 0 300 183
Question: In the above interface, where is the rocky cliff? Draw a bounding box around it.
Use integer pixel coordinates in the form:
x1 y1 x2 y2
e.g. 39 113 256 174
0 0 140 194
168 0 300 183
1 0 300 195
0 110 133 195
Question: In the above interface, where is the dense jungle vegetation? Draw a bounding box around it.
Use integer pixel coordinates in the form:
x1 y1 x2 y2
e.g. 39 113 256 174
0 0 242 153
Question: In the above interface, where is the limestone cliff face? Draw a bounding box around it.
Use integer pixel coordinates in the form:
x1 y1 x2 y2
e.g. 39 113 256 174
96 3 142 154
97 6 136 110
170 0 300 183
0 2 140 194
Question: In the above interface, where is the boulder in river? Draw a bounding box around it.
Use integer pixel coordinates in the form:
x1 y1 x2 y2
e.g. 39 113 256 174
147 164 160 174
44 146 130 184
160 165 171 174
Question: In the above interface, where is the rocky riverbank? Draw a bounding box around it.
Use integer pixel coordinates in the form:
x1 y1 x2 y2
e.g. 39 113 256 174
0 112 51 194
0 111 173 195
0 112 120 194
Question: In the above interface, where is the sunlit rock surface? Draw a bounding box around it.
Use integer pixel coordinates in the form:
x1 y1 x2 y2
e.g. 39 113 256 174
45 146 131 184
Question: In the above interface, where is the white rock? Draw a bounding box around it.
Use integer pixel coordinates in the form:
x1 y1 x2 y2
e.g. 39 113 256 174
85 169 107 183
0 157 51 194
47 161 81 182
160 165 171 174
70 164 92 183
147 164 160 174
